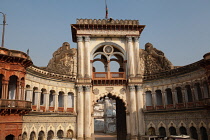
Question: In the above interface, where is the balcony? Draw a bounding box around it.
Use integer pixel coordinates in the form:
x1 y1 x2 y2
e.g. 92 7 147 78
0 99 32 114
92 72 126 85
93 72 126 79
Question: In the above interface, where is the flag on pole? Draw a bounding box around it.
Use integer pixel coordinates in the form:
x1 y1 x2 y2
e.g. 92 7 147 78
105 0 108 19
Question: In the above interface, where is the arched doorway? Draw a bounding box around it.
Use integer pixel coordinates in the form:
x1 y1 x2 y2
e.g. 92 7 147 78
5 134 15 140
200 126 208 140
38 131 45 140
47 130 54 140
169 126 177 135
94 93 127 140
190 126 198 139
159 127 166 137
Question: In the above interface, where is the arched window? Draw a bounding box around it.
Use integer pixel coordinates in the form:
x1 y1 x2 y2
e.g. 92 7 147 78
57 130 64 138
146 91 153 106
5 134 15 140
166 88 173 105
30 131 36 140
176 87 183 103
190 126 198 139
156 90 163 106
200 126 208 140
47 130 54 140
148 127 156 136
110 55 121 72
40 89 46 105
169 126 177 135
186 85 193 102
38 131 45 140
32 87 38 105
0 74 3 99
67 129 73 138
58 91 64 107
203 81 209 98
22 132 27 140
159 127 166 137
67 92 74 108
195 83 202 101
179 126 187 135
8 75 18 100
93 54 107 72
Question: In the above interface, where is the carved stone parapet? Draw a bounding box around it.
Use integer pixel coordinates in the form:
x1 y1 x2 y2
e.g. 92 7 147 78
76 19 139 25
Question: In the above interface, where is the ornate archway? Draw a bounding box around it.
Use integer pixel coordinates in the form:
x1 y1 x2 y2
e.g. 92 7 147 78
94 93 127 140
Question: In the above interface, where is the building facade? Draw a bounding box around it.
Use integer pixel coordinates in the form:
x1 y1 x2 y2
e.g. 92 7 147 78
0 19 210 140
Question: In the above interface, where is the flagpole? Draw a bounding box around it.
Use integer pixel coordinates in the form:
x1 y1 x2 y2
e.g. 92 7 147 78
105 0 108 19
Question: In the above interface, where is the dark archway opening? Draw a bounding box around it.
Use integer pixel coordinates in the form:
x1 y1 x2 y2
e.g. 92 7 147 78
190 126 198 139
200 126 208 140
159 127 166 137
169 126 177 135
5 134 15 140
94 93 127 140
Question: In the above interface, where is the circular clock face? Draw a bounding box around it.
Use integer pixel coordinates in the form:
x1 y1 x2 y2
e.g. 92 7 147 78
103 45 113 54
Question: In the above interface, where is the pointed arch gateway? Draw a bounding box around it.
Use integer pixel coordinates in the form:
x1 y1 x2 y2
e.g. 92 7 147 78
94 93 127 140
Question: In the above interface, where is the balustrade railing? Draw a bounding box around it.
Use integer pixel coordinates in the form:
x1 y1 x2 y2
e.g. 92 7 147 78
145 100 207 112
0 99 31 110
92 72 125 79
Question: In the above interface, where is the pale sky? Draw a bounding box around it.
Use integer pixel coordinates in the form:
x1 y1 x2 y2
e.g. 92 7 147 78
1 0 210 67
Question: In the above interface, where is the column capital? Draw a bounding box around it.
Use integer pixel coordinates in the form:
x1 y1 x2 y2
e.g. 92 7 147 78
84 36 90 42
126 36 132 42
84 86 91 92
129 85 135 92
134 36 139 42
76 86 83 92
77 36 83 42
136 85 143 91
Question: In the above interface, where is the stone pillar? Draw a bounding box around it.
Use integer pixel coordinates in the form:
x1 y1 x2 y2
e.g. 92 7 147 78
191 87 196 101
127 36 135 77
152 91 156 108
129 85 138 139
162 91 166 108
77 36 84 78
26 89 33 102
84 86 91 139
77 86 84 140
44 92 49 112
15 80 20 100
34 91 41 111
74 94 77 113
134 37 140 77
136 86 145 136
53 92 58 112
84 36 90 78
182 88 186 104
63 93 68 112
172 90 176 107
2 80 8 99
126 113 131 140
